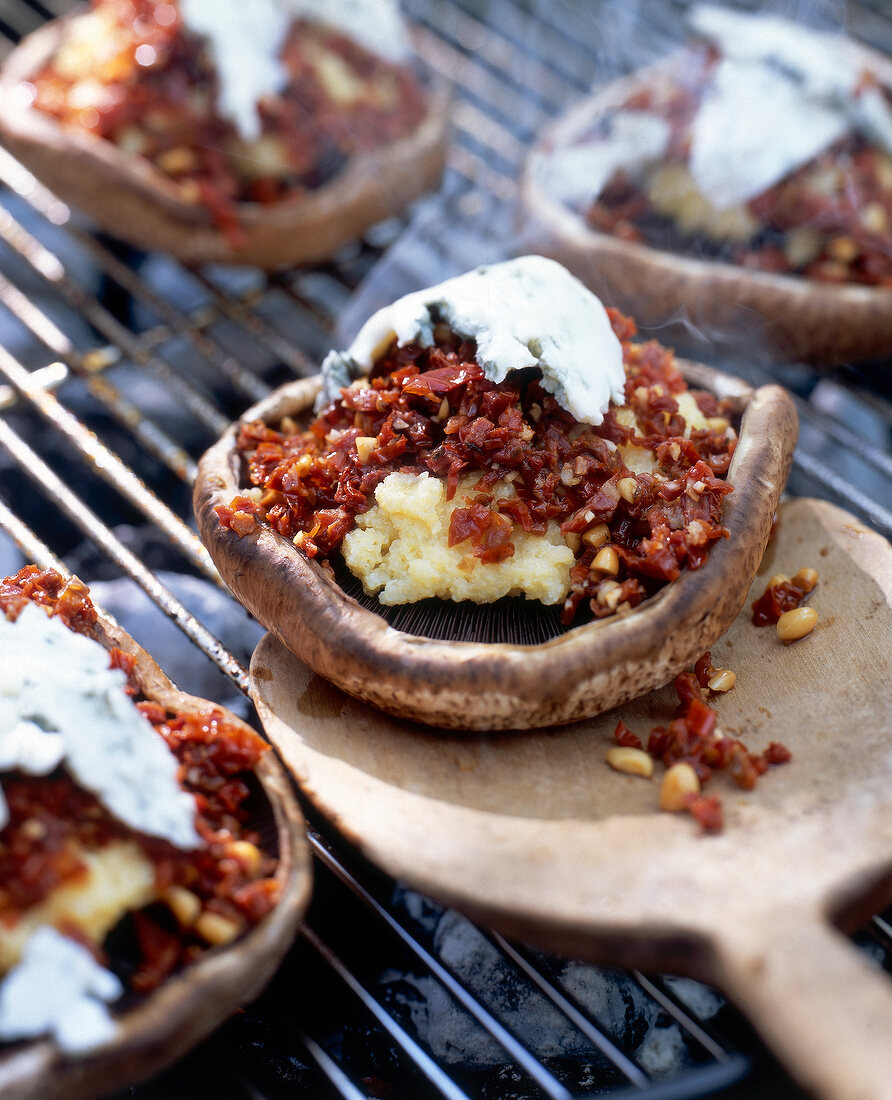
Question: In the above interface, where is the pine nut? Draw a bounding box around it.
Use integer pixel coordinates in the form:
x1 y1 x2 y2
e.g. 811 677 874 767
560 463 581 486
164 886 201 928
606 747 654 778
596 579 622 609
592 545 620 575
766 573 789 589
156 146 198 174
581 523 610 550
777 606 818 644
618 477 639 503
354 435 378 464
707 669 736 693
228 840 262 876
861 201 887 235
20 818 47 841
792 567 818 593
707 417 730 433
828 235 858 264
660 762 700 811
194 911 241 946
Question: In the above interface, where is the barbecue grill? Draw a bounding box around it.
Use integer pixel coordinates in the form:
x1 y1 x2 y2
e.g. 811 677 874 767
0 0 890 1097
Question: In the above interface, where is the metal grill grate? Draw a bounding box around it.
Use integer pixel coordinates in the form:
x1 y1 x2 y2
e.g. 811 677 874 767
0 1 890 1097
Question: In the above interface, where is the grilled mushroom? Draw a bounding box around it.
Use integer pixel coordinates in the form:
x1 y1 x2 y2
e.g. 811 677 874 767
0 587 311 1100
0 10 448 269
194 362 797 731
520 41 892 366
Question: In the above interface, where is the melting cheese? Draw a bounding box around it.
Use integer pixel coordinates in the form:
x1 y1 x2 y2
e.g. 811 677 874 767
687 3 892 206
539 112 670 208
324 256 626 426
0 927 123 1053
688 58 848 209
179 0 410 140
0 604 199 849
547 5 892 218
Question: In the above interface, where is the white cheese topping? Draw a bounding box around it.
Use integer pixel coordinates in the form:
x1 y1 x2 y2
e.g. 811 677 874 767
179 0 410 140
539 112 670 208
688 58 848 208
549 5 892 215
689 5 857 101
283 0 410 63
323 256 626 426
0 927 122 1052
179 0 288 141
0 603 199 849
687 3 892 205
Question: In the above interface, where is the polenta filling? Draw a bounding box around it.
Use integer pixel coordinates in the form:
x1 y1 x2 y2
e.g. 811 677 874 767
0 567 278 1001
218 309 736 625
29 0 427 241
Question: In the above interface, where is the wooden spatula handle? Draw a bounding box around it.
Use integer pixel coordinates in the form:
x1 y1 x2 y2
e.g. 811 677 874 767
715 909 892 1100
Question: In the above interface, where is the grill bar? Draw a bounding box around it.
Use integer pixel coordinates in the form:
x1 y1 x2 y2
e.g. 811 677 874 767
0 344 217 580
299 1035 372 1100
0 211 232 437
0 418 247 687
301 923 480 1100
488 933 651 1086
789 449 892 537
308 832 577 1100
0 496 65 572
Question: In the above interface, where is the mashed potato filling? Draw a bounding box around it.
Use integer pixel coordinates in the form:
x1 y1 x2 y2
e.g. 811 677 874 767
618 390 709 474
344 472 575 605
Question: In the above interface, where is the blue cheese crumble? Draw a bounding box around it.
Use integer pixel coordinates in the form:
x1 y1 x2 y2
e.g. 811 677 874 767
0 603 199 850
320 255 627 426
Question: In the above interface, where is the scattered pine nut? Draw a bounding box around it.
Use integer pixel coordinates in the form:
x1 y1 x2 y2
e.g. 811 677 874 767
194 911 241 946
617 477 639 503
660 762 700 811
606 747 654 778
777 606 818 644
707 669 736 693
164 886 201 928
791 567 818 593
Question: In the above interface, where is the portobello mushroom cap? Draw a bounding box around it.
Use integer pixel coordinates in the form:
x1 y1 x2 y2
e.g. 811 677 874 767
194 366 798 731
0 603 311 1100
520 45 892 367
0 11 449 269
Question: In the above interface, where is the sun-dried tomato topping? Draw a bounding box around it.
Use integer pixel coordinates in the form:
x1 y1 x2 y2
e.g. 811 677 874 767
0 568 277 992
751 573 816 625
581 42 892 288
764 741 793 765
1 565 97 633
221 311 736 625
620 665 791 832
613 720 643 750
30 0 429 244
685 794 724 833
